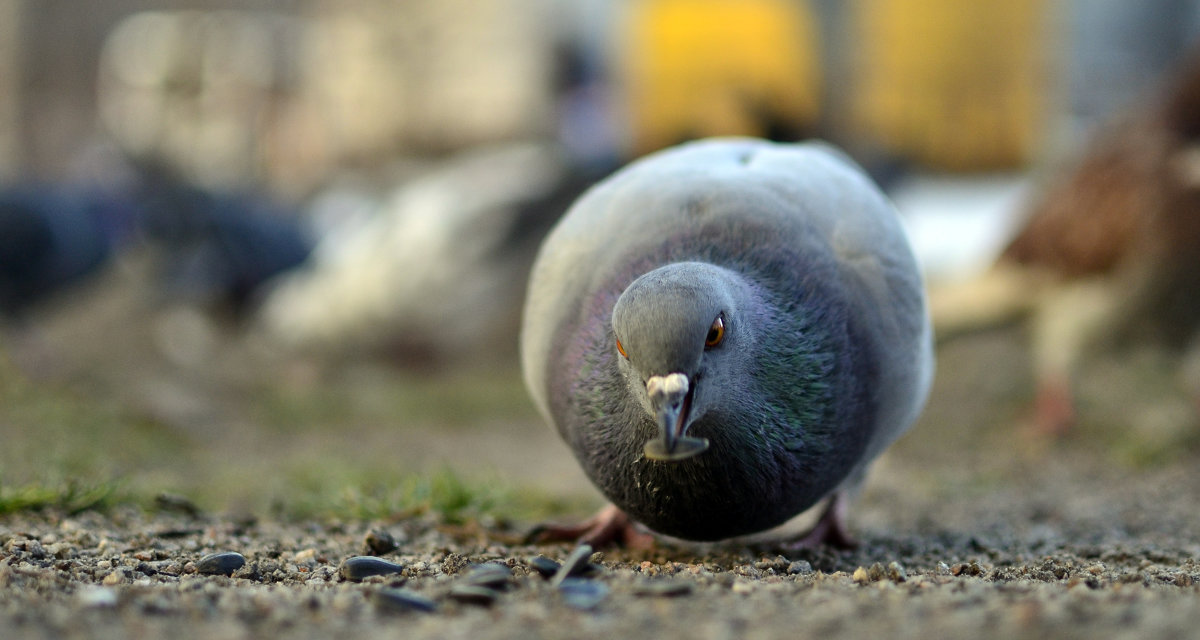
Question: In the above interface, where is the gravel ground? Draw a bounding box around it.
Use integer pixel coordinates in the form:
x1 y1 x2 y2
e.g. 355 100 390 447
3 449 1200 640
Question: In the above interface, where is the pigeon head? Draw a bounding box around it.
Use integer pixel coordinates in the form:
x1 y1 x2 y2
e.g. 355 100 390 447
611 261 753 462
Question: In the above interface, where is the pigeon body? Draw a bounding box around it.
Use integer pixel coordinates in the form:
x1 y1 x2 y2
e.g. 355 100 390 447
0 187 135 318
521 138 933 542
260 143 594 363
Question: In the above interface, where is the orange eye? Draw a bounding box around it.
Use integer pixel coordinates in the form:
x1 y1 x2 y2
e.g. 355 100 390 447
705 314 725 348
616 338 627 358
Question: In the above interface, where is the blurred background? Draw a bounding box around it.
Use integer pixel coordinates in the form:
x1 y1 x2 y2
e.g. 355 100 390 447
1 0 1199 521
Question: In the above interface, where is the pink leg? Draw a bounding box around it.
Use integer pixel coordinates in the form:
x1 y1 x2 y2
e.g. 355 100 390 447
527 504 656 549
1034 374 1076 436
785 493 858 550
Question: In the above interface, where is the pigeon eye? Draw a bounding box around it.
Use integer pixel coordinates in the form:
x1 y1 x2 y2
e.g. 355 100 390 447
616 337 628 358
705 314 725 348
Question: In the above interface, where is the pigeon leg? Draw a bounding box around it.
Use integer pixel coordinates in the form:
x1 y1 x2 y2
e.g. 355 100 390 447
784 492 858 550
1033 374 1076 436
526 504 655 549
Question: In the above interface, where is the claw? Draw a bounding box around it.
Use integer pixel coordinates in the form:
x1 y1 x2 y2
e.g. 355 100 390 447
526 504 656 549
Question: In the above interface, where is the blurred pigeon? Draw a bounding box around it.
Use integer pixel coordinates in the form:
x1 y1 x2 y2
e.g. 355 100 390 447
135 163 313 316
521 138 933 547
0 186 137 318
259 143 597 364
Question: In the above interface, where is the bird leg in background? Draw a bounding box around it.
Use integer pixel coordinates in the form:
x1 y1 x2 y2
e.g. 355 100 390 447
526 504 656 549
1028 278 1121 435
1033 374 1076 437
784 492 858 550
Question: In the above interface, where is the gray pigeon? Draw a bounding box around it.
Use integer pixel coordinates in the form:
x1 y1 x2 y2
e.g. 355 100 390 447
521 138 933 547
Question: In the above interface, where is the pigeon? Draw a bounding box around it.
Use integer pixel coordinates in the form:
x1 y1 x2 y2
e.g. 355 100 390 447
133 162 313 317
521 138 933 547
0 186 137 318
259 143 597 364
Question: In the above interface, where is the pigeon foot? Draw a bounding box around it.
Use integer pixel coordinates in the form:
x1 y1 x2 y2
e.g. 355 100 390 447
526 504 655 549
1033 375 1076 436
783 493 858 550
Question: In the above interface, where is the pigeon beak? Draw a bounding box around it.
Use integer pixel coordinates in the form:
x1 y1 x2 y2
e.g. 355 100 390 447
644 373 709 461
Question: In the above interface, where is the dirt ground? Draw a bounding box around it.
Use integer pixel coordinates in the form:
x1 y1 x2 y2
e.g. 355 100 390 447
2 265 1200 639
4 449 1200 640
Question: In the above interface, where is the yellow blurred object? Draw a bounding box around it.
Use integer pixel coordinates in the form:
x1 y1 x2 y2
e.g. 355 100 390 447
619 0 821 155
851 0 1048 170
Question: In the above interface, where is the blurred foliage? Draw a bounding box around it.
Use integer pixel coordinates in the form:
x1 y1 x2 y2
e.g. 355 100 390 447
0 478 128 515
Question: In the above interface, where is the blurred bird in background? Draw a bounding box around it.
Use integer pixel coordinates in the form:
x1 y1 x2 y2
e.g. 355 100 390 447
133 161 313 319
1006 43 1200 436
257 143 598 367
0 185 136 319
933 41 1200 447
0 159 312 325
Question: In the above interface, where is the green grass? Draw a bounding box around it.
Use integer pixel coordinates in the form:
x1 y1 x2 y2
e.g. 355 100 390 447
0 346 584 525
0 478 131 515
266 466 583 524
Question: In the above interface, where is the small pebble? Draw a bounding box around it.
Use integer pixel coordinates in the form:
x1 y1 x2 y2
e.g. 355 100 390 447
731 580 756 594
78 586 118 607
787 560 813 575
339 556 405 582
887 561 907 583
633 579 694 597
372 587 438 614
447 584 498 606
154 493 203 518
195 552 246 576
852 566 870 585
558 578 609 610
463 563 513 590
364 529 397 556
550 544 595 587
951 562 984 577
528 555 561 579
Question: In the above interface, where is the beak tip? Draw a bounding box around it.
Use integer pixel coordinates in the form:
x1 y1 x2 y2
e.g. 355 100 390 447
643 436 710 462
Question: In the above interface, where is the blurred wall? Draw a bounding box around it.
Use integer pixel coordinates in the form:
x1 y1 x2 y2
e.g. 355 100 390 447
9 0 299 181
617 0 822 155
1057 0 1200 147
849 0 1048 170
3 0 1199 190
5 0 554 195
298 0 555 167
0 0 18 181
